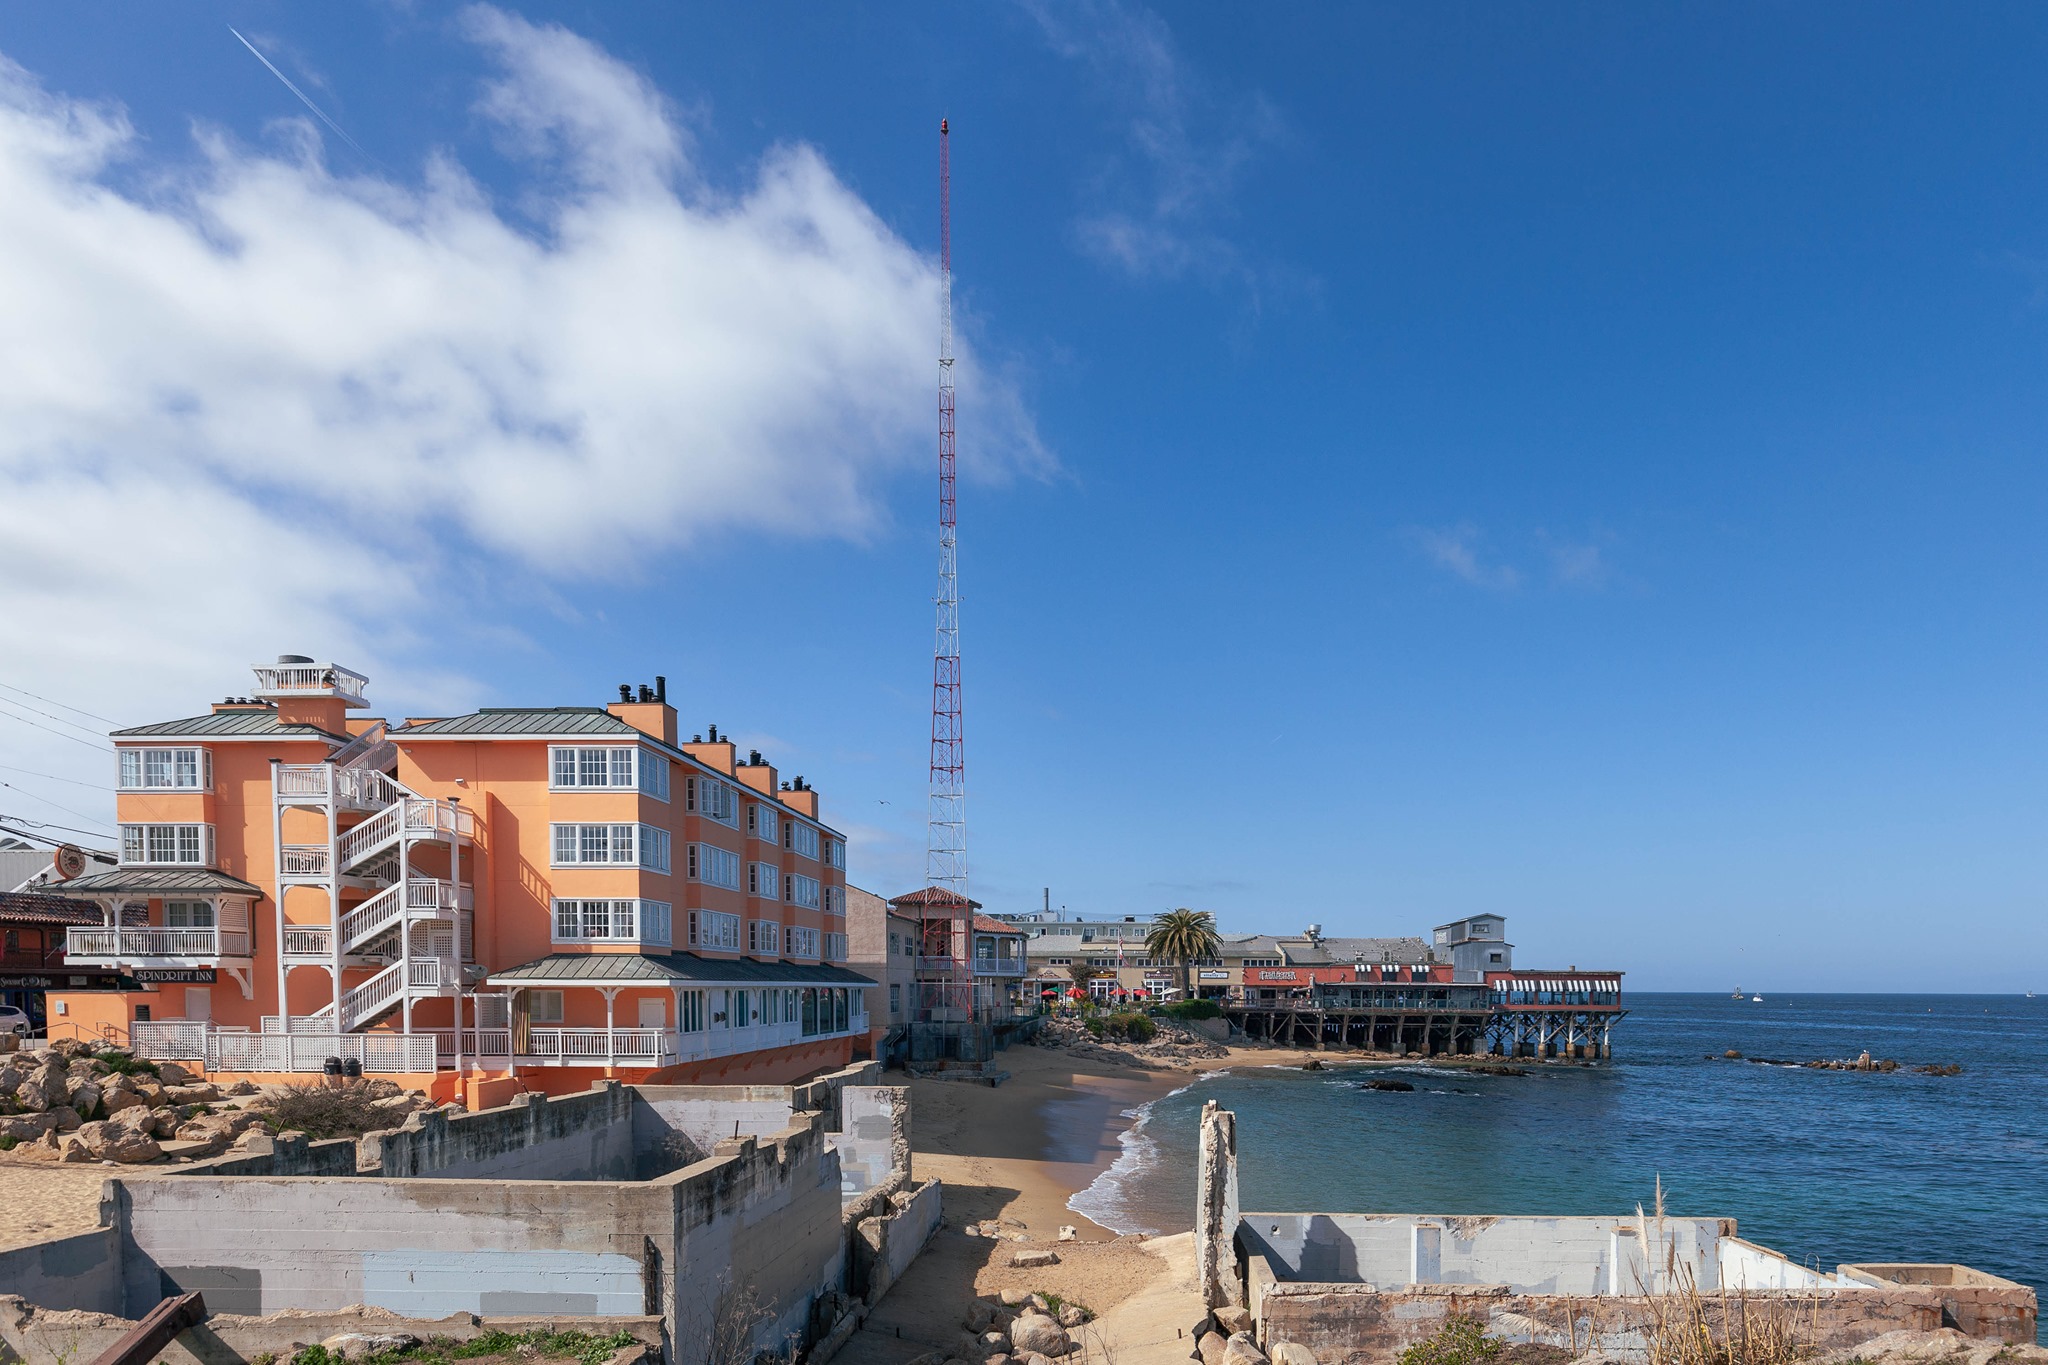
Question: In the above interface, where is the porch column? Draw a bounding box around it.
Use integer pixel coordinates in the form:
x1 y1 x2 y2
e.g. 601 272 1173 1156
670 987 684 1062
601 987 621 1070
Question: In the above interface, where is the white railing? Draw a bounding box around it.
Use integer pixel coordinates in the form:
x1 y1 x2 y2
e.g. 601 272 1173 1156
280 845 330 877
339 878 470 954
67 926 248 958
283 927 332 957
973 958 1026 976
130 1020 212 1060
337 797 473 869
418 1013 874 1067
275 764 330 798
252 662 369 705
207 1030 436 1075
340 961 407 1025
337 766 407 812
408 959 442 987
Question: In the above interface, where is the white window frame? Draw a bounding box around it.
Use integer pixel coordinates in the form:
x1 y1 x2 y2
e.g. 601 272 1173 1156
549 823 669 871
748 861 781 897
748 918 781 954
823 837 845 870
748 803 779 843
822 885 844 916
689 908 741 951
823 931 847 962
118 747 210 792
784 821 819 860
164 900 215 928
787 872 821 910
688 843 741 890
551 898 672 945
120 823 212 867
784 924 820 959
527 990 565 1025
689 776 739 826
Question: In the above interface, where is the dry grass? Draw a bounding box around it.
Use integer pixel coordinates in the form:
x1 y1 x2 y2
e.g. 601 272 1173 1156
254 1081 393 1140
1636 1179 1820 1365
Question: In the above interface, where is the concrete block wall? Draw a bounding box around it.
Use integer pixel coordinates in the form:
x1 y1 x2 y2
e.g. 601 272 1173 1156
664 1111 849 1359
0 1229 123 1314
365 1083 636 1180
1240 1213 1727 1295
1256 1282 1951 1365
829 1086 909 1199
113 1175 668 1319
186 1132 362 1178
853 1177 942 1305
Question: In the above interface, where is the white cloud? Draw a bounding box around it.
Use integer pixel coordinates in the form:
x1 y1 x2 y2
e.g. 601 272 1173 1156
1413 524 1522 591
1022 0 1282 283
0 8 1047 834
1546 539 1607 588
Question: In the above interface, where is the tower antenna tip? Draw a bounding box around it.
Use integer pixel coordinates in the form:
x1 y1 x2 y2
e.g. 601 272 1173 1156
941 117 948 133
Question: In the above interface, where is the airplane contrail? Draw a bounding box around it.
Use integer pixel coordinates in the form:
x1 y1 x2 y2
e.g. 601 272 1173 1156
228 27 372 162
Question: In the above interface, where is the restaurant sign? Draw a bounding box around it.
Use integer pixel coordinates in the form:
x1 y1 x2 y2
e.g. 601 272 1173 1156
1253 969 1300 982
1197 969 1229 981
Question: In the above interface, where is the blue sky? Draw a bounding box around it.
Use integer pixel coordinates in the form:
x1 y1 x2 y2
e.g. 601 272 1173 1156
0 4 2044 991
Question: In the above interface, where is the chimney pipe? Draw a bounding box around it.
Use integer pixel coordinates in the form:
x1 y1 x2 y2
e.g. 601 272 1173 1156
638 684 654 703
618 684 633 703
655 675 667 703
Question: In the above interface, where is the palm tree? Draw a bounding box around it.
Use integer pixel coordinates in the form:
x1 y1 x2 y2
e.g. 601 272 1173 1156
1147 908 1221 1003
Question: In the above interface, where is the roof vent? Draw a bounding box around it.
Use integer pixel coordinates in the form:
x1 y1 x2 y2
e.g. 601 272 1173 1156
638 684 655 703
707 723 720 742
618 684 633 703
748 749 763 765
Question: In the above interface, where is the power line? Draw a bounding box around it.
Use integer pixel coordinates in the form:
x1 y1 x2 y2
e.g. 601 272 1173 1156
0 680 122 727
0 701 114 752
0 816 116 845
0 781 115 834
0 763 113 792
0 688 114 741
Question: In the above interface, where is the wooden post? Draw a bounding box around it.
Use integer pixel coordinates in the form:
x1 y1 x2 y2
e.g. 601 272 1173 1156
90 1291 204 1365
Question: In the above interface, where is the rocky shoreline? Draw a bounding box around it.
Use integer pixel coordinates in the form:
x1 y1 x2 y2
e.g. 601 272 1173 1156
1712 1048 1964 1075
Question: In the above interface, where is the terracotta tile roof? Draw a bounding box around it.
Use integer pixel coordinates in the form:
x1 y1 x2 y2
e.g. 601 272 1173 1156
0 891 102 926
971 915 1021 935
886 887 982 911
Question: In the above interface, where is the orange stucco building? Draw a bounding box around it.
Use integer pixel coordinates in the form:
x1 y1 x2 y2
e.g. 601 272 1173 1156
42 657 866 1099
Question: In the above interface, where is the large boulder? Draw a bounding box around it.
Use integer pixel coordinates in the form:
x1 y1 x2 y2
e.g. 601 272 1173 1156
1214 1307 1253 1336
1222 1333 1269 1365
320 1335 420 1361
966 1303 998 1334
130 1075 166 1104
162 1083 221 1105
1198 1333 1229 1365
1009 1314 1072 1358
1270 1345 1318 1365
155 1061 193 1085
66 1079 103 1115
43 1106 84 1132
100 1089 148 1116
14 1128 66 1161
15 1063 67 1112
73 1120 163 1163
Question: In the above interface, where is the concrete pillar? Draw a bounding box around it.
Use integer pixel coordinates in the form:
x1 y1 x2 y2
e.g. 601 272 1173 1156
1195 1099 1242 1310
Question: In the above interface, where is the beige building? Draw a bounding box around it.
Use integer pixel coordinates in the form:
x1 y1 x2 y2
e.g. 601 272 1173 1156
846 884 916 1056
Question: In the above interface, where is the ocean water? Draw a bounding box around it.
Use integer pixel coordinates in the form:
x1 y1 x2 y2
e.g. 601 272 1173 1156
1071 993 2047 1337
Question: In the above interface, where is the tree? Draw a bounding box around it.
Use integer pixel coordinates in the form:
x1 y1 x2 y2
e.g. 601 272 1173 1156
1061 961 1100 1010
1147 908 1221 1003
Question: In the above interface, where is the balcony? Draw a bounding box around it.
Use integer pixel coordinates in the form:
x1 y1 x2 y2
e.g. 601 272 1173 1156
424 1014 872 1068
280 845 330 879
67 926 251 961
973 956 1027 977
252 661 369 708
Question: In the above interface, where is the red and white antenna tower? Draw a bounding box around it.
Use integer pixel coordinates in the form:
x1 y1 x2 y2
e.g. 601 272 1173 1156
928 118 966 901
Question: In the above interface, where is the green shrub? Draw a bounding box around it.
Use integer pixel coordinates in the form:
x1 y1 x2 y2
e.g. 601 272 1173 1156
1162 999 1222 1020
0 1135 17 1151
92 1049 159 1077
1083 1017 1106 1038
1400 1316 1501 1365
1099 1012 1155 1043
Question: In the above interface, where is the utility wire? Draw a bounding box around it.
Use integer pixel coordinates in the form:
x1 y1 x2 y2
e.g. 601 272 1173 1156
0 816 117 845
0 701 114 752
0 689 113 741
0 680 122 728
0 781 115 834
0 763 113 792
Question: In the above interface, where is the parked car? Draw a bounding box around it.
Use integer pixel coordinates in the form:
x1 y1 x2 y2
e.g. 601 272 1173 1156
0 1004 34 1036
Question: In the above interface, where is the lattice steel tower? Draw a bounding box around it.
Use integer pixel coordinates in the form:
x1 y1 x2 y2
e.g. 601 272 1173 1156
927 118 967 900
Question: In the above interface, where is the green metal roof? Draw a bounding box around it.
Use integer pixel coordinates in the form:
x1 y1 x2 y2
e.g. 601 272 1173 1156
392 708 640 737
487 952 878 988
44 868 266 898
112 709 348 742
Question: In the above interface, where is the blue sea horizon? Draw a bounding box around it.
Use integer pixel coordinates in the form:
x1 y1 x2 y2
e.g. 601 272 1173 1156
1070 992 2046 1341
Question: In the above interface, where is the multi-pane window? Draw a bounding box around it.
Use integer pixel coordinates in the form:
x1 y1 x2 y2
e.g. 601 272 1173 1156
823 838 845 870
690 909 741 950
687 844 741 889
748 918 780 953
748 803 778 843
821 886 844 916
785 925 820 958
784 821 819 859
786 873 821 910
528 990 565 1024
889 983 901 1015
549 823 669 872
121 824 211 866
689 776 738 826
164 900 214 927
552 898 672 944
678 990 706 1032
549 746 669 799
823 932 847 962
748 861 780 896
119 748 209 791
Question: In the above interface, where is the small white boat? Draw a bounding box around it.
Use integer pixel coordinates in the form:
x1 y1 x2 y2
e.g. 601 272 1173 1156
1731 987 1744 1000
1751 994 1764 1002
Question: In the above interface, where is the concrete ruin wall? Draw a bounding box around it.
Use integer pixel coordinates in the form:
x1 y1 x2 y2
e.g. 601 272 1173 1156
0 1299 664 1365
1253 1278 1953 1365
1240 1213 1728 1296
363 1083 637 1180
187 1132 362 1178
636 1062 882 1176
830 1086 910 1199
113 1173 667 1319
851 1177 942 1307
0 1229 123 1314
1842 1265 2039 1343
1196 1100 1242 1310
